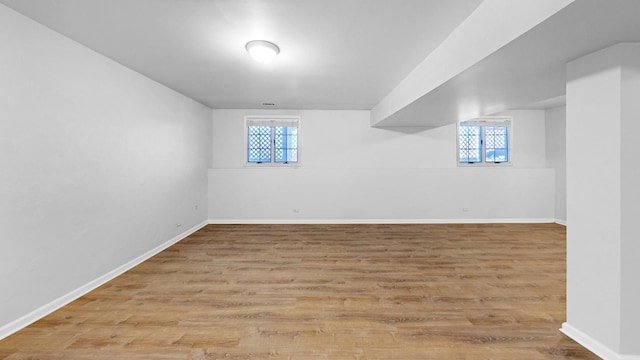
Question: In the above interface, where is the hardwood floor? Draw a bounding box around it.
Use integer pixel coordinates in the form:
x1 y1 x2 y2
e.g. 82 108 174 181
0 224 599 359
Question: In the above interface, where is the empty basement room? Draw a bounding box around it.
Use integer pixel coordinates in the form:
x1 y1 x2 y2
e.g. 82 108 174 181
1 1 639 359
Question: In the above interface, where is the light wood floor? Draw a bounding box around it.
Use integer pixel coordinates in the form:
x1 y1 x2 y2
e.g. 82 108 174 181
0 224 599 359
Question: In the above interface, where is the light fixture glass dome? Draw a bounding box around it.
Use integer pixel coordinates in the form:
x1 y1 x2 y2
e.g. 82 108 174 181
245 40 280 64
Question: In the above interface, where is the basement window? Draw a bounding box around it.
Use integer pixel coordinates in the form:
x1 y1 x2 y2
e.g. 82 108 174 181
246 116 299 165
458 117 512 165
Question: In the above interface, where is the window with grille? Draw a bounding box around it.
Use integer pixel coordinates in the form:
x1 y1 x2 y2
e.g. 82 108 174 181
458 118 511 165
246 116 299 165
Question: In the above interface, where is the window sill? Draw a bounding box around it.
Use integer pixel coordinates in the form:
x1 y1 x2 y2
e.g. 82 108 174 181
243 162 301 169
457 162 513 167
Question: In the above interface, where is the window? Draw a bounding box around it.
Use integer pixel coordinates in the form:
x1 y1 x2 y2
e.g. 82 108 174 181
458 117 511 165
246 116 299 165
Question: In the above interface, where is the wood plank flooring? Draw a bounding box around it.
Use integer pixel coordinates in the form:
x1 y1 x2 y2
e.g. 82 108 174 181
0 224 599 359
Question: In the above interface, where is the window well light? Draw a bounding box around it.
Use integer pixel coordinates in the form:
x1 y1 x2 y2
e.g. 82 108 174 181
245 40 280 64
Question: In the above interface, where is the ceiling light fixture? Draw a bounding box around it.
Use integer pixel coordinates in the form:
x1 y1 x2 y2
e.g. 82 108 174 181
245 40 280 64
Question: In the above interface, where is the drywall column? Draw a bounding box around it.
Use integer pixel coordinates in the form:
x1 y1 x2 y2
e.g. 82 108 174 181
563 43 640 359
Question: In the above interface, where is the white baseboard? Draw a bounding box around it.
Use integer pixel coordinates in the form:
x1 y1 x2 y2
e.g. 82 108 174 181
209 218 557 225
555 219 567 226
561 323 640 360
0 220 208 342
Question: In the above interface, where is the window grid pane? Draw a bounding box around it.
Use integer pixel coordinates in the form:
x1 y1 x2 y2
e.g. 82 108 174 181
459 125 482 163
247 126 272 163
485 126 509 162
248 124 298 164
274 126 298 163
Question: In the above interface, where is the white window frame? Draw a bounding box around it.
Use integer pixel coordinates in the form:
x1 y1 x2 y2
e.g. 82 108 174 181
244 115 301 167
457 117 513 167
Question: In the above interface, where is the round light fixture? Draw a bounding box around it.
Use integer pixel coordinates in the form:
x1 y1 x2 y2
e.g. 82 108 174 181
245 40 280 64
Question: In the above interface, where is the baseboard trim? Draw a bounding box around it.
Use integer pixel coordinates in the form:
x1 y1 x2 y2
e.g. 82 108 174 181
560 323 640 360
555 219 567 226
208 218 557 225
0 220 208 342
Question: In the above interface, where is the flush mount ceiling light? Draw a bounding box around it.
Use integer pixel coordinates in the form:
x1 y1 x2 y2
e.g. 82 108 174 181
245 40 280 64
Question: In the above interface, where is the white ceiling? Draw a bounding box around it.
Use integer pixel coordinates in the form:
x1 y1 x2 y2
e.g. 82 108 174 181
5 0 639 127
0 0 483 110
374 0 640 127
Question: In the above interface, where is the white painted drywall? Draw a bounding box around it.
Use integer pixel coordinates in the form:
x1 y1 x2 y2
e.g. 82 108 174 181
545 106 566 222
0 4 211 330
566 45 622 354
370 0 574 126
498 110 547 168
209 109 553 222
565 43 640 357
619 45 640 356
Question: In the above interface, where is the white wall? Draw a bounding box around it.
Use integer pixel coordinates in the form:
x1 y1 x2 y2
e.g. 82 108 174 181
545 106 567 222
564 43 640 358
209 109 554 222
619 47 640 356
566 46 622 354
0 4 211 333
